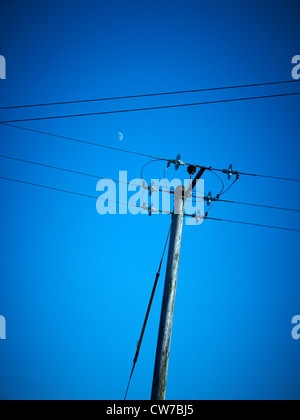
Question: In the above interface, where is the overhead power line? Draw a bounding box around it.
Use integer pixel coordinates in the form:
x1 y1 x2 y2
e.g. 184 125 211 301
0 153 171 193
205 216 300 233
0 175 99 200
191 192 300 213
0 80 298 110
1 175 299 232
0 91 299 124
190 194 300 214
205 166 300 183
2 123 169 162
3 152 298 214
2 123 300 185
238 171 300 183
218 198 300 213
0 175 171 214
0 153 113 180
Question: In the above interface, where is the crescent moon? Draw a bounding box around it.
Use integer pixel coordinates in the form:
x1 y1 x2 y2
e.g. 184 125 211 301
118 132 124 141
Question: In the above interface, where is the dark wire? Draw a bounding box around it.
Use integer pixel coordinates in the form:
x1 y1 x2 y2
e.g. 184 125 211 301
124 223 172 400
205 203 213 217
238 171 300 182
0 91 299 124
0 175 99 200
208 167 300 183
2 123 300 185
218 199 300 213
0 80 298 110
208 169 225 196
218 176 239 197
140 159 162 181
140 159 165 206
204 216 300 233
0 153 120 182
2 123 169 162
0 175 172 214
162 162 172 193
2 173 300 231
0 153 173 192
191 191 300 214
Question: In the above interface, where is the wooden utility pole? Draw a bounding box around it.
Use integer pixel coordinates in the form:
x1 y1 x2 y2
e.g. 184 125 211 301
151 185 185 400
151 168 205 400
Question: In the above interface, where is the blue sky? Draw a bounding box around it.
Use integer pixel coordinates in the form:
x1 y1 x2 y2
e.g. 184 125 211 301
0 0 300 400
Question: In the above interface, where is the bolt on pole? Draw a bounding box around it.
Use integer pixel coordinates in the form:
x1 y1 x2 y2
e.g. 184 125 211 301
151 185 185 400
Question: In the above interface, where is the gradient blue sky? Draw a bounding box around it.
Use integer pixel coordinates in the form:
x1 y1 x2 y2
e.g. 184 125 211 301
0 0 300 400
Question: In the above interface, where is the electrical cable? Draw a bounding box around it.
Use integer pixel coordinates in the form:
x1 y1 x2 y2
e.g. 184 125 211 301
217 198 300 213
0 153 173 193
140 159 162 182
185 213 300 233
206 216 300 233
207 166 300 183
140 159 165 206
191 192 300 214
0 91 299 124
124 223 172 400
0 175 172 214
238 171 300 183
2 123 300 185
218 175 240 197
2 123 170 162
162 162 172 193
207 169 225 196
0 80 298 110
